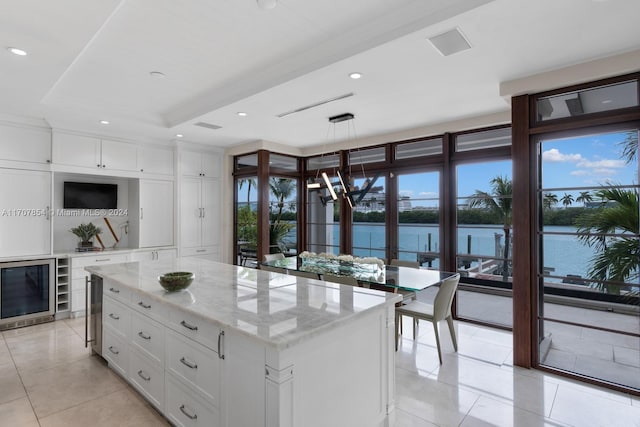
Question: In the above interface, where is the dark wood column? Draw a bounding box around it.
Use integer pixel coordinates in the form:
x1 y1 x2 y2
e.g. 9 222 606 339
257 150 271 263
511 94 536 368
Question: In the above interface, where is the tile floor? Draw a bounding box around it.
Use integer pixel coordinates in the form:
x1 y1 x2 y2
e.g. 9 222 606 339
1 317 639 427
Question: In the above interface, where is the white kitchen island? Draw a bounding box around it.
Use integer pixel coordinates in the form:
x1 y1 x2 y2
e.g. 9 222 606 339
86 258 401 427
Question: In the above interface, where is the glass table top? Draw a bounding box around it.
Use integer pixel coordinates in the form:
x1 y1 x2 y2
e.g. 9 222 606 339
261 257 455 291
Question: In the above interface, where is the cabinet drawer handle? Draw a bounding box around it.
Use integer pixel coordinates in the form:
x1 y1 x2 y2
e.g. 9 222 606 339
138 301 151 309
109 287 120 294
138 331 151 340
109 313 120 320
179 404 198 420
218 330 225 359
95 258 111 262
137 370 151 381
108 346 119 355
180 320 198 331
180 357 198 370
195 249 206 253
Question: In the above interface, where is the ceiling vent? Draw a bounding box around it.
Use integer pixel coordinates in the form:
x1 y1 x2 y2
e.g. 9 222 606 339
428 28 471 56
194 121 222 130
277 93 355 118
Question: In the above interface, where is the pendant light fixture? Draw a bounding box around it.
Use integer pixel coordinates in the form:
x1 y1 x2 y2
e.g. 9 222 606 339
308 113 380 207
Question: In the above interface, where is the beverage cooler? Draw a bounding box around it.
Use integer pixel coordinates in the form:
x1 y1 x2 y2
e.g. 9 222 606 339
0 259 55 330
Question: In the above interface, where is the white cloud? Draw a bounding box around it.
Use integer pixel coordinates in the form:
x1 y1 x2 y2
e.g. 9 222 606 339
576 159 626 169
542 148 583 162
570 170 587 176
399 190 414 197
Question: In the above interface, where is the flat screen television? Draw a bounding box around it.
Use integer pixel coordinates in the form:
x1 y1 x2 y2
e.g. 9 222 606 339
63 182 117 209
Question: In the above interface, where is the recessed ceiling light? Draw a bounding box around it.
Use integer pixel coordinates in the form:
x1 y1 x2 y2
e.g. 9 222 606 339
149 71 165 78
601 99 613 104
99 120 110 125
7 47 27 56
237 112 248 117
176 134 184 138
349 72 362 79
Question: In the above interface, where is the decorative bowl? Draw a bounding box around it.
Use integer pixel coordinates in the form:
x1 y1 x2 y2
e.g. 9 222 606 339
158 272 194 292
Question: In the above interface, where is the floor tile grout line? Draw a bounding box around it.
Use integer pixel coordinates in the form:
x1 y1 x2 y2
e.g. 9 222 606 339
5 331 43 427
34 386 129 422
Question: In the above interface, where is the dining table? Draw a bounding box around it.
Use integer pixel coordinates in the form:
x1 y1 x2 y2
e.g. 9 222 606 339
260 256 456 292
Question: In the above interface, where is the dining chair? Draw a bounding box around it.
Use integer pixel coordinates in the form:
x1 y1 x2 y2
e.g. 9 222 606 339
288 270 320 280
263 253 285 262
395 273 461 364
322 274 359 287
390 259 420 268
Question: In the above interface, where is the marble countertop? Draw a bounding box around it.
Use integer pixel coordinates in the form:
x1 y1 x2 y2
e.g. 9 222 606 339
86 258 401 350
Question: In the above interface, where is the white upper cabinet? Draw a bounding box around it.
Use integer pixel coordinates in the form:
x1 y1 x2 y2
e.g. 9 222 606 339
0 123 51 165
52 132 100 168
100 139 138 172
137 146 174 176
0 169 51 257
180 150 220 178
52 132 139 173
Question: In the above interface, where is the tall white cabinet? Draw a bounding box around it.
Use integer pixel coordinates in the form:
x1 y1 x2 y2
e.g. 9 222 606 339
129 179 175 248
0 169 51 257
179 149 221 261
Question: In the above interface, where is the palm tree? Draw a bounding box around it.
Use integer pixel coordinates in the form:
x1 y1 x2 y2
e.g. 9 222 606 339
269 178 296 252
576 187 639 295
575 191 593 207
469 175 512 281
618 130 638 164
238 178 257 206
543 193 558 210
560 193 574 208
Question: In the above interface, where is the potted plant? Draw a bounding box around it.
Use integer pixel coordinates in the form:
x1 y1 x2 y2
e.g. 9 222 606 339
70 223 102 249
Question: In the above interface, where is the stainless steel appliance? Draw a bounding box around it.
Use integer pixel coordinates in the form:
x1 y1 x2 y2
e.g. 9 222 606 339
86 274 103 355
0 259 55 330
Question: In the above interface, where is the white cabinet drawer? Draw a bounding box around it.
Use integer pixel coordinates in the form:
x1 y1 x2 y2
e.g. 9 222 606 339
167 308 220 351
103 327 129 378
165 328 220 405
103 281 132 305
166 373 219 427
130 310 164 366
181 246 217 258
131 291 167 322
103 296 130 340
72 254 129 268
129 348 164 412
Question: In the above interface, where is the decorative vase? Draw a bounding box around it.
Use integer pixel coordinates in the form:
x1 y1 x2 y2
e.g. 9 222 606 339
78 241 93 249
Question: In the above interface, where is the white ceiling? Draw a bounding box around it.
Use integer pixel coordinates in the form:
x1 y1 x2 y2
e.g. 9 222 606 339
1 0 639 149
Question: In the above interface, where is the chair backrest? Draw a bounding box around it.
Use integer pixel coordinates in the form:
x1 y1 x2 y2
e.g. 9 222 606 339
323 274 359 287
390 259 420 268
433 274 460 321
289 270 320 280
263 253 285 262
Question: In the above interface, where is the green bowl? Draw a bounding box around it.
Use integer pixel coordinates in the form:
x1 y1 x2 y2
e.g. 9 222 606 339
159 272 194 292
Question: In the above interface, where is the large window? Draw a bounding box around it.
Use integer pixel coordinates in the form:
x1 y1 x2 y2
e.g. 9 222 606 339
396 171 440 267
268 177 298 254
352 176 386 259
236 175 258 265
456 159 513 327
537 128 639 389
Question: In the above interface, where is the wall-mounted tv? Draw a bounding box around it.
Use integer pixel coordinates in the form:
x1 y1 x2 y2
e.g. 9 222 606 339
63 182 117 209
